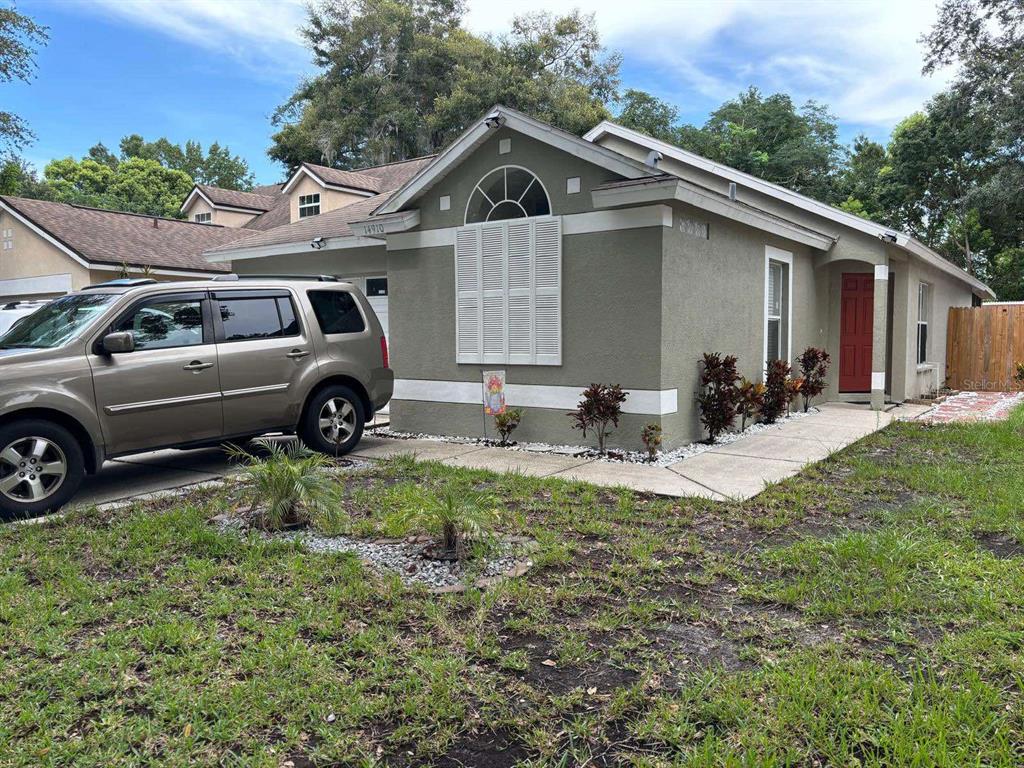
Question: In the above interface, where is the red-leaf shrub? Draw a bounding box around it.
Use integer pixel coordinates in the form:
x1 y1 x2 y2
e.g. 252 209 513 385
786 377 804 416
797 347 831 412
698 353 740 442
736 377 766 431
641 423 662 461
761 359 791 423
568 384 627 453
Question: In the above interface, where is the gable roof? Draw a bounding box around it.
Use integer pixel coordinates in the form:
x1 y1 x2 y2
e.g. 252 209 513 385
584 120 994 298
180 184 278 215
205 194 387 261
281 163 382 196
374 105 655 216
1 196 239 273
204 156 436 260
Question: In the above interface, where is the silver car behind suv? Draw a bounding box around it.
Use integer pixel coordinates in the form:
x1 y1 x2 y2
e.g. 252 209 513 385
0 276 392 516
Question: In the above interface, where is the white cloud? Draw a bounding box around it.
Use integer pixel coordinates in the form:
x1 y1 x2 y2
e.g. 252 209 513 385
74 0 310 81
464 0 953 133
74 0 952 133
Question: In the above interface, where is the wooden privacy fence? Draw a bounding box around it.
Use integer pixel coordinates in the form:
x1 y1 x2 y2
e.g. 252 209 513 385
946 304 1024 391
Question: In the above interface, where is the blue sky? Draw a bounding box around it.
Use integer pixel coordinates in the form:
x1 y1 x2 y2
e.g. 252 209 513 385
5 0 952 186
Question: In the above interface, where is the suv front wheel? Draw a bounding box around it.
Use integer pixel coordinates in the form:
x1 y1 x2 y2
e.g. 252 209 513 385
300 385 365 456
0 419 85 517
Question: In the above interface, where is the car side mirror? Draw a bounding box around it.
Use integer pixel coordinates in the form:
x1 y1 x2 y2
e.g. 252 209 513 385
102 331 135 354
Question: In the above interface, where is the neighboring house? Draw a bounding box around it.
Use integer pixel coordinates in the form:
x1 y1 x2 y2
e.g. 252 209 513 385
203 156 436 337
203 105 993 450
0 196 241 304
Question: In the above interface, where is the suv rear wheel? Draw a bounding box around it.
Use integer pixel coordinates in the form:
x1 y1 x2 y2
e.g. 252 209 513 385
300 385 365 456
0 419 85 517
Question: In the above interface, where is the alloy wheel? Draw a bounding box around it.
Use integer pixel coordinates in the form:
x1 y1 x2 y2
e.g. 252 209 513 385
0 436 68 503
318 397 357 446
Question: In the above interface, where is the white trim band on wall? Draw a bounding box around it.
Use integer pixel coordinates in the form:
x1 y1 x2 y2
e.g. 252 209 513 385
871 371 886 390
393 378 678 416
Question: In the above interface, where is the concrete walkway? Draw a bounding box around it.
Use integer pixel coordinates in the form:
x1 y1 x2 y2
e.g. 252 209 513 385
352 402 932 501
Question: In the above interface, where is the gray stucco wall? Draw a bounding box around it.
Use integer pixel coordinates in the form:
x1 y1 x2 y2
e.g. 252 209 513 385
660 202 821 446
230 245 389 280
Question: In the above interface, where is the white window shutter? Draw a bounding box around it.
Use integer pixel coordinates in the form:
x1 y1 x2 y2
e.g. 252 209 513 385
454 216 561 366
533 217 562 365
506 219 534 365
480 223 507 363
455 226 482 363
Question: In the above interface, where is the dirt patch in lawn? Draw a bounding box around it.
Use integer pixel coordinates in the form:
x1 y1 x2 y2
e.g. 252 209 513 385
975 532 1024 559
433 728 530 768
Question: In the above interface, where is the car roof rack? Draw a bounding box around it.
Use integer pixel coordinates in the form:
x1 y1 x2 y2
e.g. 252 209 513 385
210 274 340 282
82 278 159 290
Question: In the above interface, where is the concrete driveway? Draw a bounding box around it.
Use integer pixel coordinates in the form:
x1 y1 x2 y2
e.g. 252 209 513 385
72 447 239 508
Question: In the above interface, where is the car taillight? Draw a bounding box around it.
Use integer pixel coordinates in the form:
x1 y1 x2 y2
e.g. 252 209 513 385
380 335 389 369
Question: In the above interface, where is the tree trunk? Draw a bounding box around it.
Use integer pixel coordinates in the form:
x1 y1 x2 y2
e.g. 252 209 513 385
443 522 458 554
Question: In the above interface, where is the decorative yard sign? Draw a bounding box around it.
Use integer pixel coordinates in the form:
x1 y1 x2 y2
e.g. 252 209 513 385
483 370 507 415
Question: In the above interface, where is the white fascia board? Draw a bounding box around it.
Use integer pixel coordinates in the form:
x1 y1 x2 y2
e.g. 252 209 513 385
281 165 325 195
348 209 421 239
376 105 653 216
0 198 92 269
592 180 835 250
896 235 995 299
204 235 385 263
179 186 266 215
322 184 376 197
585 121 901 242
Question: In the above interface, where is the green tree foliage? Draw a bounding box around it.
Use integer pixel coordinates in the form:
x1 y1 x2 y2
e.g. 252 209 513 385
117 135 254 189
42 156 193 218
269 0 618 170
0 155 52 198
615 89 680 143
0 5 48 151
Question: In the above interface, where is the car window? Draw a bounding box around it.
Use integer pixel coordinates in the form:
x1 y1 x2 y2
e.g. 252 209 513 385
308 290 365 334
114 299 205 350
218 296 298 341
0 294 116 350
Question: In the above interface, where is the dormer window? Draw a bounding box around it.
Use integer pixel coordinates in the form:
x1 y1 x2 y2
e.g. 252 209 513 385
299 193 321 219
193 212 212 224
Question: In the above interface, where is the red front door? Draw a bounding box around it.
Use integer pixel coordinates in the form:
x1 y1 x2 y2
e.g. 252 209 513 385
839 273 874 392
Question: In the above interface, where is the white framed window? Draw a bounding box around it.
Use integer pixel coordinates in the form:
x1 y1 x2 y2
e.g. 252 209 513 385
763 246 793 370
193 212 212 224
917 281 932 364
298 193 321 218
455 216 561 366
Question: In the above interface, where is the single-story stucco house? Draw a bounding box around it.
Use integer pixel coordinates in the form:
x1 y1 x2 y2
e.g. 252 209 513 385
205 106 994 450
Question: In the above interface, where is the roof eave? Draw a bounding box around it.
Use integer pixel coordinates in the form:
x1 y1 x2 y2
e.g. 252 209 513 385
591 179 836 251
204 235 384 263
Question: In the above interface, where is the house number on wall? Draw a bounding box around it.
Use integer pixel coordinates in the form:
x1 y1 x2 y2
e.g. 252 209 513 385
678 217 709 239
363 223 387 235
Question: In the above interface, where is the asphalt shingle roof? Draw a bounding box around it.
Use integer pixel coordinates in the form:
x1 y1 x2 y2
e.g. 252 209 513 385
1 196 244 272
196 184 278 212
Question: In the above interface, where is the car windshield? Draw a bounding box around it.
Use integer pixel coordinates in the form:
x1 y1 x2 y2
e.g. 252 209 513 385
0 293 117 349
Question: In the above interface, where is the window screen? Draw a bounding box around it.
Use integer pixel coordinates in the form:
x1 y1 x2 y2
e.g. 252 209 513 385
308 290 365 334
765 260 788 363
917 282 931 364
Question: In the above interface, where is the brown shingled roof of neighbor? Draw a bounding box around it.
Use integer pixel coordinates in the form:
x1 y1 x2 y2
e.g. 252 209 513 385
210 155 437 253
301 164 384 193
195 184 278 212
206 194 386 254
1 196 245 272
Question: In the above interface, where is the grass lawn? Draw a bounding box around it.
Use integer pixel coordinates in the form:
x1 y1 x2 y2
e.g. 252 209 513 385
2 409 1024 767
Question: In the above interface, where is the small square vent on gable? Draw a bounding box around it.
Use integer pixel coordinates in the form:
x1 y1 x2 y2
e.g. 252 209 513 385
499 138 511 155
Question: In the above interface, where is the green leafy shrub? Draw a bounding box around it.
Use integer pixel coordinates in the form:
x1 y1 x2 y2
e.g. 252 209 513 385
797 347 831 411
762 359 791 423
228 440 340 531
698 353 740 442
494 407 523 445
568 383 627 453
396 488 497 560
641 423 662 461
736 377 766 431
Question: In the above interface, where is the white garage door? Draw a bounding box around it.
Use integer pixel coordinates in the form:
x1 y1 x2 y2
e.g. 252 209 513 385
348 276 388 338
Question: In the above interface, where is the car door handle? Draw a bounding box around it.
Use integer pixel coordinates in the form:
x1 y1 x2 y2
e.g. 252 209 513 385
183 360 214 372
285 349 311 359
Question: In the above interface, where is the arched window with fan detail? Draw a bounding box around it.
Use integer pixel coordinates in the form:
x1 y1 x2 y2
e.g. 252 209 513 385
464 166 551 224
